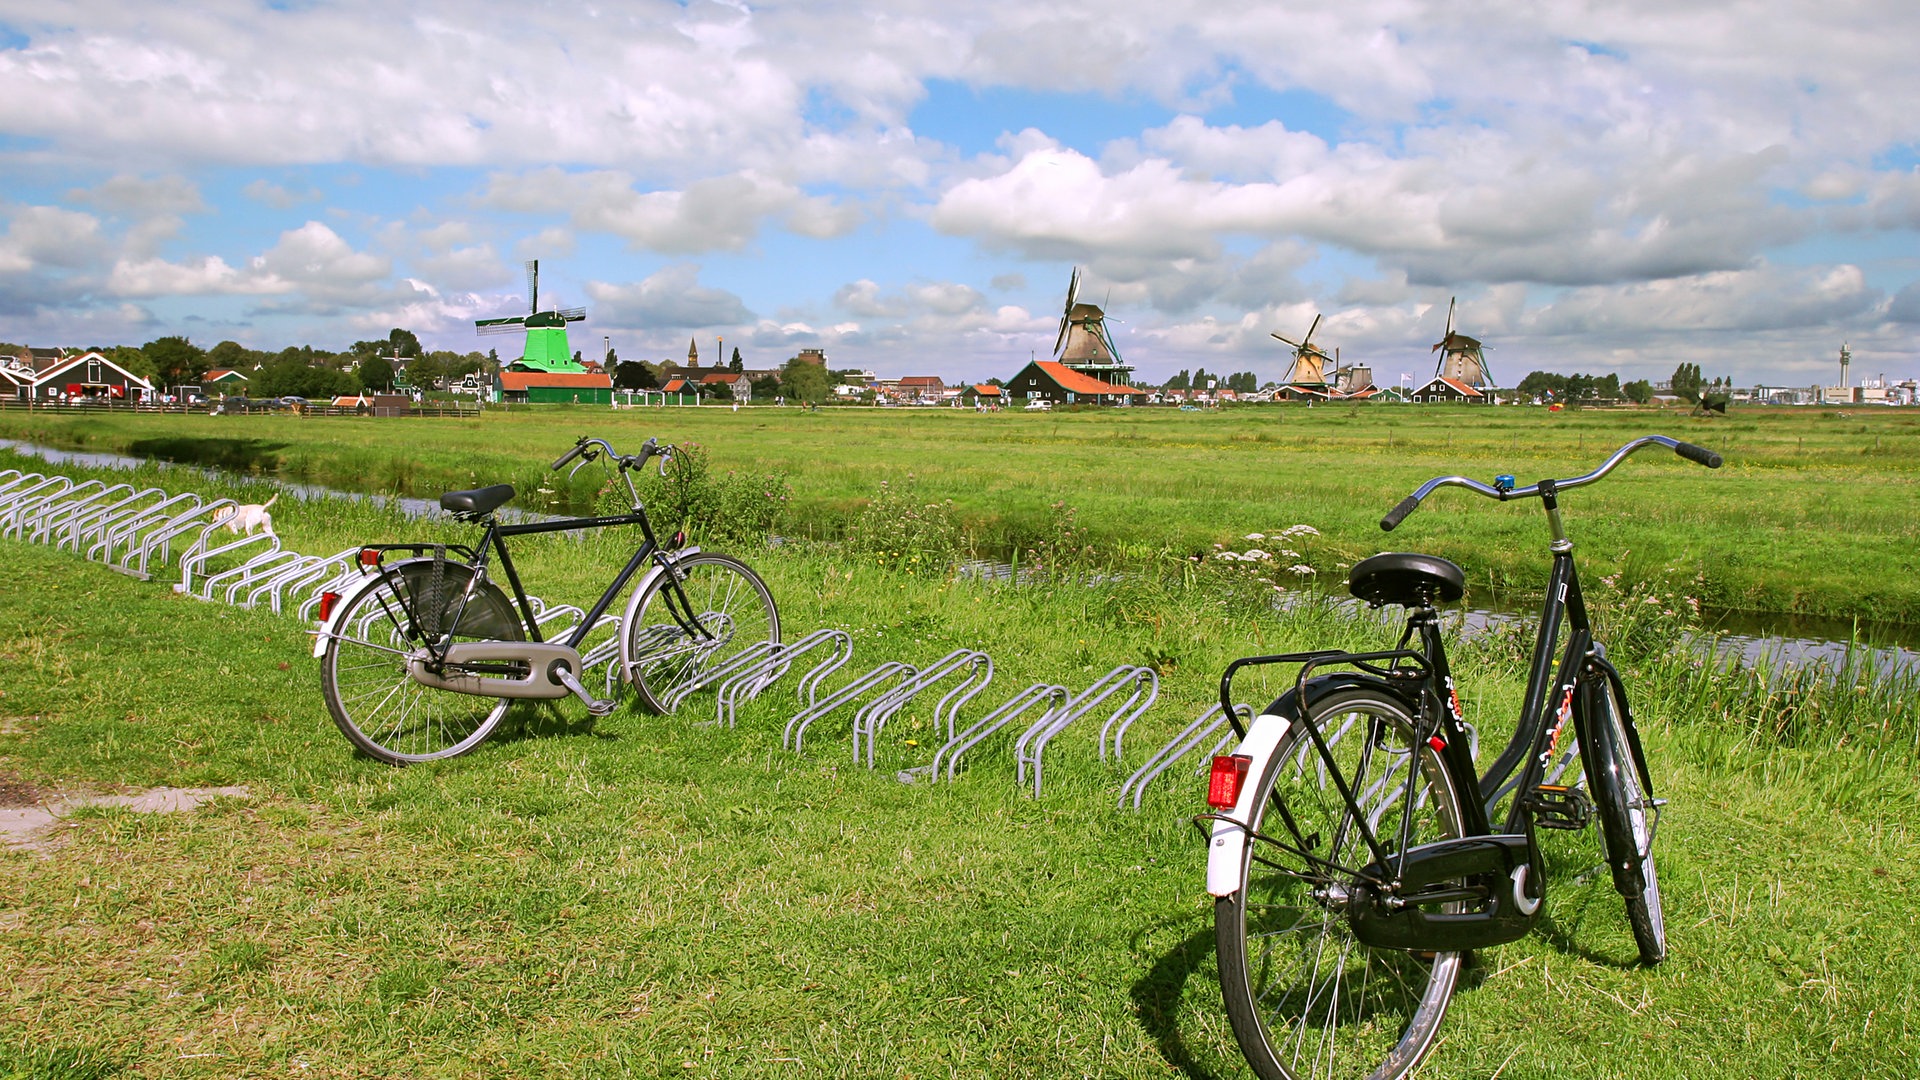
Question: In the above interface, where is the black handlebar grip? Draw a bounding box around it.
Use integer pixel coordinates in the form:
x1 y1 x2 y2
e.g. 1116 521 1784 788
1380 495 1420 532
1674 441 1723 469
550 438 588 471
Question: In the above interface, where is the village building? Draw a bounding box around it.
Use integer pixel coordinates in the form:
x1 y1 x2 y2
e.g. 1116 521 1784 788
1004 359 1148 407
895 376 946 404
495 369 615 404
202 368 250 397
10 349 154 403
1411 376 1487 404
700 371 748 401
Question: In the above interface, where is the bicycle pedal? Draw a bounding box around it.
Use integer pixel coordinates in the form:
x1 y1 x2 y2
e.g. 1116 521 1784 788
1520 783 1593 831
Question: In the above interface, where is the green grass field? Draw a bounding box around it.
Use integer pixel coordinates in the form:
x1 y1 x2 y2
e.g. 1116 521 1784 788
2 405 1917 1077
2 400 1915 622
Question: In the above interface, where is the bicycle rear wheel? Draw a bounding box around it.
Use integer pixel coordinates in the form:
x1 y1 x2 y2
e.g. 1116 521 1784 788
320 562 524 765
1216 687 1466 1080
625 553 779 714
1585 673 1666 965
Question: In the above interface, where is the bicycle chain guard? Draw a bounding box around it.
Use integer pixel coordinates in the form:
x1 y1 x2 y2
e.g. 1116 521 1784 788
1348 833 1542 952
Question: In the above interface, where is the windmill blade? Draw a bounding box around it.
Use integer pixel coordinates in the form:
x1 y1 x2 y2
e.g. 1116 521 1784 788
1054 313 1072 357
475 317 528 336
1271 332 1302 348
557 306 587 322
1445 296 1456 340
1063 267 1081 317
1301 313 1322 347
526 260 539 314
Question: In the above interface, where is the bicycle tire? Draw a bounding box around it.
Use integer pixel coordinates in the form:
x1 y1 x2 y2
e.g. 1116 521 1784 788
320 562 524 765
1216 686 1466 1080
1585 673 1667 965
624 552 779 714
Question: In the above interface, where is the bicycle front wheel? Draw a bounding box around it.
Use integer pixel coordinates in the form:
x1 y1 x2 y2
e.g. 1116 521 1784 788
320 564 524 765
1217 687 1466 1080
1586 674 1667 965
625 553 779 714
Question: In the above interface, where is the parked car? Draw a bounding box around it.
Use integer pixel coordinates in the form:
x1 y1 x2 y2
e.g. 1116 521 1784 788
1023 399 1053 411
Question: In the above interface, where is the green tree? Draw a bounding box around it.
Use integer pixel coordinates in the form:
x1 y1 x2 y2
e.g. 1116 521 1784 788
1517 370 1569 400
106 345 156 384
206 340 254 374
406 353 447 391
143 336 207 386
357 355 395 392
1594 373 1622 400
750 373 781 399
729 347 744 373
780 355 830 403
1166 369 1190 390
1622 379 1653 404
1670 362 1703 397
388 328 422 359
614 361 658 390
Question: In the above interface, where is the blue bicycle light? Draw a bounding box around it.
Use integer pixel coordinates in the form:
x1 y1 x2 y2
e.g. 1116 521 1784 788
1494 474 1516 492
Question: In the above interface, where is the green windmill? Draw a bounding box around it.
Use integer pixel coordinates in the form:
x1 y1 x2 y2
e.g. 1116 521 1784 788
475 260 588 373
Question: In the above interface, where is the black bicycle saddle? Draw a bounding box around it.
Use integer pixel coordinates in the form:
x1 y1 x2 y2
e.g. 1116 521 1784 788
1347 552 1465 608
439 484 516 520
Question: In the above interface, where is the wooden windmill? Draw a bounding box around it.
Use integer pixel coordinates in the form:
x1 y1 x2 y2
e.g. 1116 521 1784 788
1053 267 1134 385
1272 314 1335 390
475 260 588 373
1430 297 1494 389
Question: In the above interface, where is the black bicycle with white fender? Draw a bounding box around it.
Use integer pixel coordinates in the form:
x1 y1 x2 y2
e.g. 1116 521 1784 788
314 436 779 765
1203 434 1721 1080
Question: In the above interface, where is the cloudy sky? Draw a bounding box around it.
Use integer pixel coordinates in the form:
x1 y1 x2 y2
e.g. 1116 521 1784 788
2 0 1916 388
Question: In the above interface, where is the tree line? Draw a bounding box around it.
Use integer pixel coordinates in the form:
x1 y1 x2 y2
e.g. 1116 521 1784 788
1514 363 1731 404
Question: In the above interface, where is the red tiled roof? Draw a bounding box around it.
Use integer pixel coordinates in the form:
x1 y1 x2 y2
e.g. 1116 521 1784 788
498 372 613 390
700 372 742 384
1422 376 1483 398
899 375 944 388
661 378 690 392
205 368 248 381
1033 361 1147 396
972 384 1002 396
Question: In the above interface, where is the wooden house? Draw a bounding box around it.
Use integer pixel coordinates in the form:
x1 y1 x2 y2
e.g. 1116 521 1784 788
23 350 154 403
1003 360 1148 407
496 370 615 404
1411 376 1487 404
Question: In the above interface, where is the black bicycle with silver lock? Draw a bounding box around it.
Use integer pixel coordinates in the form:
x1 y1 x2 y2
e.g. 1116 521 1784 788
1202 434 1721 1080
315 435 779 765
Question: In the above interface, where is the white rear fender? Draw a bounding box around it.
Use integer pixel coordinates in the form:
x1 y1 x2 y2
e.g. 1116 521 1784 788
1206 711 1295 898
616 546 701 672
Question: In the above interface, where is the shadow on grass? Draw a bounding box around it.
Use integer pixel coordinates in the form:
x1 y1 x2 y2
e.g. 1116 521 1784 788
1130 921 1232 1080
127 436 288 473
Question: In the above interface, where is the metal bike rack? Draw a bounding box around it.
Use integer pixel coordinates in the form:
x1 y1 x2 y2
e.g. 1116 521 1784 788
175 520 281 597
8 478 102 541
713 628 854 728
204 548 307 604
89 493 212 569
852 649 993 767
30 482 130 546
1117 702 1252 811
243 548 359 613
902 683 1068 784
784 661 918 753
117 499 227 578
63 487 167 554
0 475 74 536
1014 665 1158 796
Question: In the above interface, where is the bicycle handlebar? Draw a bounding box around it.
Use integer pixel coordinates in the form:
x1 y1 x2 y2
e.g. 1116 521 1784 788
1379 434 1722 532
549 436 665 472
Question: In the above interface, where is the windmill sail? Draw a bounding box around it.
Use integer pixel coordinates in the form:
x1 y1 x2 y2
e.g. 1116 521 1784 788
1430 297 1494 388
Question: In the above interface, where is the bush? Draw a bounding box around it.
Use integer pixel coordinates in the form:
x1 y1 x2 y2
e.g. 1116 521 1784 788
843 474 964 575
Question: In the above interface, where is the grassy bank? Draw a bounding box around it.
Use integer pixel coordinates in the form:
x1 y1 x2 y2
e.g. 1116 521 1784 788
3 454 1918 1076
2 402 1915 622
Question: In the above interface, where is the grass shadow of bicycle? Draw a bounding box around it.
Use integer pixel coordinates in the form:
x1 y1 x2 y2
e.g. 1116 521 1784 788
1129 918 1235 1080
127 436 287 473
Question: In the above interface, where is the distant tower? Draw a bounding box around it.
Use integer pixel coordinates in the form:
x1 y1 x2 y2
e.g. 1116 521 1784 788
687 337 700 369
1839 342 1851 387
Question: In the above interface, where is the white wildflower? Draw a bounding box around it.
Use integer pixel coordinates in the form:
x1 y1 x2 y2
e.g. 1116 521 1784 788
1244 532 1266 541
1290 564 1317 575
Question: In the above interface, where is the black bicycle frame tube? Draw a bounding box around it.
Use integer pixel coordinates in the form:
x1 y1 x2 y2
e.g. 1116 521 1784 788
1412 616 1495 837
482 510 663 649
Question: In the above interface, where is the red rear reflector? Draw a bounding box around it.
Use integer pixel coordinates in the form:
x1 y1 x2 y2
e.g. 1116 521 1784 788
671 529 686 548
1208 754 1253 809
318 591 342 621
1428 736 1447 753
359 548 380 566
